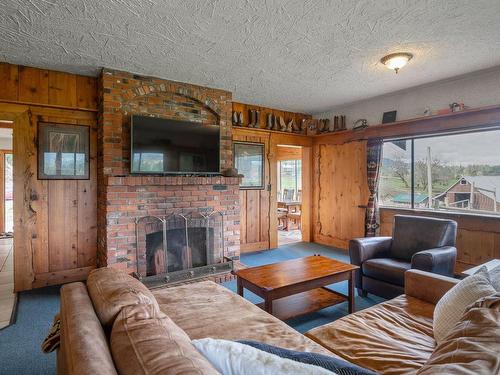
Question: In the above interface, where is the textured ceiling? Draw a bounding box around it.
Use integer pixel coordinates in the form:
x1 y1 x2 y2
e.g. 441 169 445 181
1 0 500 113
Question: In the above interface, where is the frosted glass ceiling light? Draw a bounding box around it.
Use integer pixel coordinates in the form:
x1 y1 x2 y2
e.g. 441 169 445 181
380 52 413 73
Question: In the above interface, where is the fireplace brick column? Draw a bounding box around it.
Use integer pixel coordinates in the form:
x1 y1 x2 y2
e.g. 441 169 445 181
97 69 239 272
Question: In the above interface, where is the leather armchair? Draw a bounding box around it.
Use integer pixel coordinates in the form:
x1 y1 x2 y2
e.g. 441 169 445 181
349 215 457 299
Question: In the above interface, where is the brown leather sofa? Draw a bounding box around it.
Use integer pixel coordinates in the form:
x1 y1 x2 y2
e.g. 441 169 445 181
58 267 499 375
57 267 331 375
349 215 457 299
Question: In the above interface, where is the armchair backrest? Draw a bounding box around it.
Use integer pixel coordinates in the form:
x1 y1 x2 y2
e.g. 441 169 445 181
390 215 457 261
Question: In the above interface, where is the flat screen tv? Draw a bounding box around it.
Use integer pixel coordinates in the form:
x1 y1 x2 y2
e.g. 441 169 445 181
131 115 220 174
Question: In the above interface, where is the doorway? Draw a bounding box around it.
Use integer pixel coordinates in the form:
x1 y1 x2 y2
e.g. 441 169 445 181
277 145 303 246
0 121 14 328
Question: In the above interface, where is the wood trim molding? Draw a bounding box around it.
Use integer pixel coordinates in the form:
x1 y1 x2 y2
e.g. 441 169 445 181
314 104 500 145
0 99 98 113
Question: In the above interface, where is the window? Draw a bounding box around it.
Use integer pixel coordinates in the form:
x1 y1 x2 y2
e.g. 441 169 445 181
379 129 500 215
278 160 302 200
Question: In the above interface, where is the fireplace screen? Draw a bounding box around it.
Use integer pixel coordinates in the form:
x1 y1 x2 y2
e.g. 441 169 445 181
135 211 231 286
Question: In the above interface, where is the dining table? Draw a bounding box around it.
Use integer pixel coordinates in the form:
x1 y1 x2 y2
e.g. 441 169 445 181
277 200 301 231
277 200 301 212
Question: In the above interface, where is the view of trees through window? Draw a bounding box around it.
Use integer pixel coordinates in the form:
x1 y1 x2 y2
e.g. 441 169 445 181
379 129 500 215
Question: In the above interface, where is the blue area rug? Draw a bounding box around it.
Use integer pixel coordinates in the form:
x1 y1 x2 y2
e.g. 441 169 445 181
223 242 384 333
0 242 384 374
0 285 60 375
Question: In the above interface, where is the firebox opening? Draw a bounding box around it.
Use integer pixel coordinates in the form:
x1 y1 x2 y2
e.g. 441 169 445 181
145 227 214 276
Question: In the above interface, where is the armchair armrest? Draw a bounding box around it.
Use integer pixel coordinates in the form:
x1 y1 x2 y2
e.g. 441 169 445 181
405 269 459 305
349 237 392 266
411 246 457 277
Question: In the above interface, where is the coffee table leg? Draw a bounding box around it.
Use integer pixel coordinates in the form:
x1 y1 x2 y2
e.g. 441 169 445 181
237 277 243 297
348 270 355 313
264 297 273 314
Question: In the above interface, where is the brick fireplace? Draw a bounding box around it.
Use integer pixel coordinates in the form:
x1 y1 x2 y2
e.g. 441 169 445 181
97 69 240 274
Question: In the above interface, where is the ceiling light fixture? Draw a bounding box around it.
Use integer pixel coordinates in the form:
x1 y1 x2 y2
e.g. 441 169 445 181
380 52 413 74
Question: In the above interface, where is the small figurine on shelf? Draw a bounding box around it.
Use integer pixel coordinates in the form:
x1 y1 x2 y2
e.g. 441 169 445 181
279 116 287 132
273 115 280 131
232 111 239 126
247 109 254 127
266 113 274 129
300 119 308 134
306 120 318 135
353 119 368 131
286 119 293 132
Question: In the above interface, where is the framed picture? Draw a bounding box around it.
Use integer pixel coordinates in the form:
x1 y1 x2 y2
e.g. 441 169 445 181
38 122 90 180
233 142 265 190
382 110 397 124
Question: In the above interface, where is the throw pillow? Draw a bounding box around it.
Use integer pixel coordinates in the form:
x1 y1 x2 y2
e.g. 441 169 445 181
418 293 500 374
237 340 377 375
192 338 336 375
488 264 500 291
433 266 496 344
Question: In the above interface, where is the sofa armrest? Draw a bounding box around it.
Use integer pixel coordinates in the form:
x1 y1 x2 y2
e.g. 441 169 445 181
349 237 392 266
59 282 117 375
405 269 459 305
411 246 457 276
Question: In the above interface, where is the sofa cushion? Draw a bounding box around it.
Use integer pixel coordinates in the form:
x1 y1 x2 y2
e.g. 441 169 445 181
305 295 435 375
362 258 411 286
417 293 500 374
152 280 332 356
390 215 456 261
87 267 160 330
433 266 495 344
111 303 219 375
59 282 117 375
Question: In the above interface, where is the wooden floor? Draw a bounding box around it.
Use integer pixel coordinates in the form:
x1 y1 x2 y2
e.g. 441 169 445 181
0 238 15 329
278 229 302 246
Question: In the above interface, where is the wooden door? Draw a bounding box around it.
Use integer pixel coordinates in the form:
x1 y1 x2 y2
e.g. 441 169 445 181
2 104 97 291
312 141 369 249
233 130 271 253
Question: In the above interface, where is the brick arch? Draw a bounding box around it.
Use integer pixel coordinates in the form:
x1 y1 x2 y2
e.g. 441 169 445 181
123 84 221 124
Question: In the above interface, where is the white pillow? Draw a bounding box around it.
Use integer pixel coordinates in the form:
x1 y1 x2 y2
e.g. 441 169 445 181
488 265 500 291
433 266 496 344
192 338 335 375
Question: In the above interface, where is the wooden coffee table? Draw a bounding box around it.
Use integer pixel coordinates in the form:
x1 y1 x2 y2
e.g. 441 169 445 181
234 255 358 320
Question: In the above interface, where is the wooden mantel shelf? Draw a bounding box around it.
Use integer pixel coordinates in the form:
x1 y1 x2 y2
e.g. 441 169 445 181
313 104 500 145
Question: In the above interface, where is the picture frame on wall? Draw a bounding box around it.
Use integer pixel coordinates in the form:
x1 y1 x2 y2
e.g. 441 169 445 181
382 110 397 124
233 141 265 190
38 122 90 180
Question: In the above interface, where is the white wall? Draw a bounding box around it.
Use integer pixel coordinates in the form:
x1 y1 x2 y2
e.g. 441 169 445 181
315 67 500 128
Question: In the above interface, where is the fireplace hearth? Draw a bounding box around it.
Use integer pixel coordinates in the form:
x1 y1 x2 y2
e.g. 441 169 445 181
135 210 233 287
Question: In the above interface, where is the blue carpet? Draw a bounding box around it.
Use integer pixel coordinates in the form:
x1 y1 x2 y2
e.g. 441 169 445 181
0 285 60 375
222 242 384 333
0 242 384 374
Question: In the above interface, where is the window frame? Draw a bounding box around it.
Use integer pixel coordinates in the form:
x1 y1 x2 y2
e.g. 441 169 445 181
379 128 500 216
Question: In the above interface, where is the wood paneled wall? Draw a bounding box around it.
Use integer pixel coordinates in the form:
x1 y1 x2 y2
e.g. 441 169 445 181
276 146 302 161
312 141 369 249
379 208 500 273
0 62 97 291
